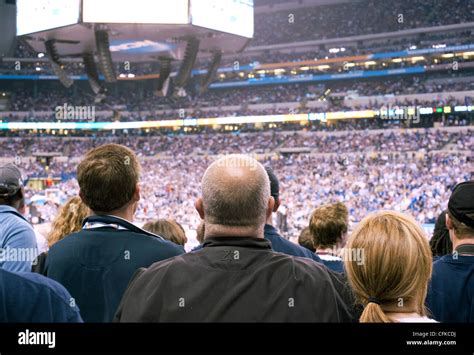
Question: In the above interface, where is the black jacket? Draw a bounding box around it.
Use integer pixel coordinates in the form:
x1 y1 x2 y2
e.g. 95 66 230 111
45 215 185 322
115 237 356 322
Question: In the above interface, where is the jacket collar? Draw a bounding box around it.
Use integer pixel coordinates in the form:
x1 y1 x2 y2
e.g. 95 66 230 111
83 214 164 240
0 205 28 223
203 237 272 250
264 224 278 236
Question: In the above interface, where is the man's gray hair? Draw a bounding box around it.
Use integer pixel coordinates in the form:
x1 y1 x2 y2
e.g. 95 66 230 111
201 155 271 228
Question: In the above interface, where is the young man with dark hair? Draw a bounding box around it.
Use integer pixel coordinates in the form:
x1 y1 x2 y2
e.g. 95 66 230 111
45 144 184 322
309 202 349 273
115 155 354 322
0 164 38 272
426 180 474 322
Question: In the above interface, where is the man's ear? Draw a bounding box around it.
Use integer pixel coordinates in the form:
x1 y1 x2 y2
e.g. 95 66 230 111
273 197 281 213
266 197 275 220
133 184 141 202
445 213 453 230
79 190 85 203
195 198 205 220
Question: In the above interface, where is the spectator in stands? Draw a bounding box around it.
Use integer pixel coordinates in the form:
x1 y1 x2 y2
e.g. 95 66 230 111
298 227 315 252
115 155 353 322
45 144 184 322
190 166 322 262
426 181 474 322
429 209 453 258
262 166 321 262
196 222 205 244
0 267 82 322
309 202 349 273
32 196 90 274
143 219 188 247
0 164 38 272
344 211 435 323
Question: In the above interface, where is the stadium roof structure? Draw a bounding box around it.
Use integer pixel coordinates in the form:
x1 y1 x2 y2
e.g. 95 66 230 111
17 0 254 61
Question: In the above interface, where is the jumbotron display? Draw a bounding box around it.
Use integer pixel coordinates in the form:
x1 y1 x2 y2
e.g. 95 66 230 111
17 0 254 38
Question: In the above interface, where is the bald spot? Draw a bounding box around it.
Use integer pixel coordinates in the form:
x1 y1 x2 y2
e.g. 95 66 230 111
201 155 271 228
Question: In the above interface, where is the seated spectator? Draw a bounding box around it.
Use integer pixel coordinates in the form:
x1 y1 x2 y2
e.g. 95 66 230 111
298 227 315 252
0 267 83 322
115 155 353 322
32 196 90 274
426 181 474 322
0 164 38 272
196 222 205 244
344 211 435 323
143 219 188 246
429 209 453 259
45 144 184 322
309 202 349 273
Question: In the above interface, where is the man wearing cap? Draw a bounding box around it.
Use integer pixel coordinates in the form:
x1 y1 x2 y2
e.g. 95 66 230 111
263 166 322 262
0 164 38 272
426 180 474 322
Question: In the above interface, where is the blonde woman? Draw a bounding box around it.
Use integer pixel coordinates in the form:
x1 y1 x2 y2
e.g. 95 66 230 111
344 210 436 323
32 196 90 275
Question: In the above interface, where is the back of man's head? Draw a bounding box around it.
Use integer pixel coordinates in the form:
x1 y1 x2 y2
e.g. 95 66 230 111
447 181 474 240
77 144 141 213
0 164 25 211
201 155 271 228
310 202 349 249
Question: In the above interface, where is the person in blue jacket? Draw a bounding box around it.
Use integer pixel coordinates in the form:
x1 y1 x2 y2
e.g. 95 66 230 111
0 268 82 322
0 164 38 272
45 144 184 322
426 181 474 322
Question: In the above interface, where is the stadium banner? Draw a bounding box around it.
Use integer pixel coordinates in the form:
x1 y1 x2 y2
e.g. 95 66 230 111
369 43 474 60
209 67 426 88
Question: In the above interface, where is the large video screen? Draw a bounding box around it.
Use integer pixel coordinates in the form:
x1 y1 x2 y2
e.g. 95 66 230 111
17 0 80 36
82 0 189 24
191 0 254 38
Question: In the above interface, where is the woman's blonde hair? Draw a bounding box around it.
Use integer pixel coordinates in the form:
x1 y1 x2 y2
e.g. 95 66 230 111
344 210 432 323
47 196 90 248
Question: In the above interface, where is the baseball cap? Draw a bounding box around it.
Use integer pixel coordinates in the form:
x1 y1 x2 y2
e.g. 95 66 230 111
0 164 24 198
448 180 474 228
264 166 279 200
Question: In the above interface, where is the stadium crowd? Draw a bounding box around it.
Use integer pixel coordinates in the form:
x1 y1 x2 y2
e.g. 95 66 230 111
0 143 472 324
252 0 474 46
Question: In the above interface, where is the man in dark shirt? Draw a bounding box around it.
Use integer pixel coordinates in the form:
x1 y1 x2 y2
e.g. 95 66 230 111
191 167 322 263
426 181 474 322
0 268 82 322
115 155 353 322
45 144 184 322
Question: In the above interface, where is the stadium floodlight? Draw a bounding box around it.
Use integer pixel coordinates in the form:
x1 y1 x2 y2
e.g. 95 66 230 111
83 52 104 96
175 37 200 89
44 40 73 88
95 29 117 83
199 50 222 95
